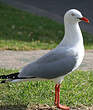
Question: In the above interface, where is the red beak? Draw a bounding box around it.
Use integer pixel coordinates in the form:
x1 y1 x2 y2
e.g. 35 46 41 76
80 17 89 23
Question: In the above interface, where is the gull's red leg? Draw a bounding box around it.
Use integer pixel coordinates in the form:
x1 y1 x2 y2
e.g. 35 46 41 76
56 84 70 110
54 84 58 105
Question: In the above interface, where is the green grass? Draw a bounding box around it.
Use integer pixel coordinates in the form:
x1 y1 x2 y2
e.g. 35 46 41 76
0 2 93 50
0 69 93 108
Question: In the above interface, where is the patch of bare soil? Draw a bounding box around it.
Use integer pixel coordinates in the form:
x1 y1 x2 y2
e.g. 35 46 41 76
27 104 93 110
27 104 57 110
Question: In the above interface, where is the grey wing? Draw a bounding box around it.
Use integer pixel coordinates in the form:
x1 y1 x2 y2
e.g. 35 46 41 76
19 48 78 79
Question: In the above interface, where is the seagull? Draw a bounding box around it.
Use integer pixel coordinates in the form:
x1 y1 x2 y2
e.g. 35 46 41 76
0 9 89 110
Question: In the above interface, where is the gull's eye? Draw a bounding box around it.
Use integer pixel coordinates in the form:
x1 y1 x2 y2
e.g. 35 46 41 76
71 13 75 16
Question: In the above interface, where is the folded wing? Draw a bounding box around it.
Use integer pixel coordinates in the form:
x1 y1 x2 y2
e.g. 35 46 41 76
18 47 78 79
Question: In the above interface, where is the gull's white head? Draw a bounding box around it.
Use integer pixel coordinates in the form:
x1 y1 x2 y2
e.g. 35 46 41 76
64 9 89 23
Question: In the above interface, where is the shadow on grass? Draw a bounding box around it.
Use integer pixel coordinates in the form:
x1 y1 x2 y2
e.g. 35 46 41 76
0 105 27 110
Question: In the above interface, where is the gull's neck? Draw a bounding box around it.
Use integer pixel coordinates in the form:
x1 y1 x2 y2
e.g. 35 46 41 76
58 21 84 48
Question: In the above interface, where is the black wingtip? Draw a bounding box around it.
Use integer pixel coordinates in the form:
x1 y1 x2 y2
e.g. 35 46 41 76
0 72 19 79
0 72 19 84
0 75 6 79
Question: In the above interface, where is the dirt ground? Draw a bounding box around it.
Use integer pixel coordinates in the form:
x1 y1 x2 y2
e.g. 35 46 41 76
0 50 93 71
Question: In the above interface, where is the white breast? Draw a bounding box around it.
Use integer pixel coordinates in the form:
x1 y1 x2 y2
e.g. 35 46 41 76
73 44 85 71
